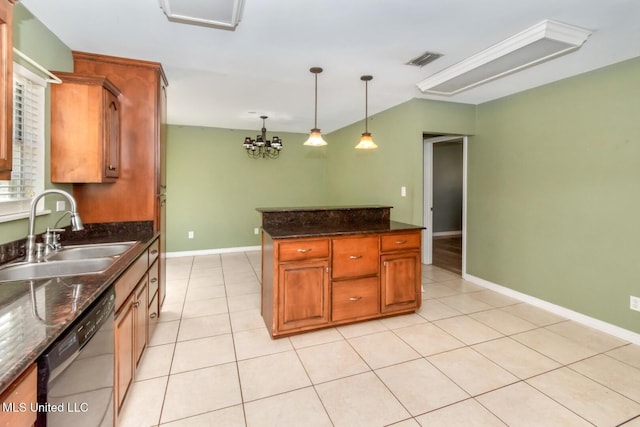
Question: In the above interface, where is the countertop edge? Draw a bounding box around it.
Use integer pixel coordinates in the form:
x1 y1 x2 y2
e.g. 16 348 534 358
262 220 425 239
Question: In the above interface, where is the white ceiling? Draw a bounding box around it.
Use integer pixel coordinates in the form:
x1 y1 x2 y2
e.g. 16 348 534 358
20 0 640 134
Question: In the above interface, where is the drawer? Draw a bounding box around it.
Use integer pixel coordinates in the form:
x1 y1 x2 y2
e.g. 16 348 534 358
278 239 329 262
115 250 149 311
148 238 160 265
332 276 379 322
0 364 37 427
332 236 379 279
148 258 159 301
380 232 421 252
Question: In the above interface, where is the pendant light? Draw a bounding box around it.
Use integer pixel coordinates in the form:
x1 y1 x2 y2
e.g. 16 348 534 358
355 75 377 149
304 67 327 146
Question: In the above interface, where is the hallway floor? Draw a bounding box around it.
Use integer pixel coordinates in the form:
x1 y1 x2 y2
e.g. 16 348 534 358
118 251 640 426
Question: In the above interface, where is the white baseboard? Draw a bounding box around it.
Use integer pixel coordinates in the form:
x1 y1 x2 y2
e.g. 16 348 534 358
433 230 462 237
167 245 261 258
463 273 640 346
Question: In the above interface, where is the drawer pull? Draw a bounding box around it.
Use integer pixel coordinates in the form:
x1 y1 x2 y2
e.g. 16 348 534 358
150 278 158 283
108 164 117 171
349 255 362 259
151 249 158 255
394 240 407 245
150 312 157 319
297 248 312 253
348 296 362 301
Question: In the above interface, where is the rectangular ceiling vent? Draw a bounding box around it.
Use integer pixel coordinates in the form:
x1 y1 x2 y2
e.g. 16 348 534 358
159 0 245 31
406 51 443 67
417 19 592 96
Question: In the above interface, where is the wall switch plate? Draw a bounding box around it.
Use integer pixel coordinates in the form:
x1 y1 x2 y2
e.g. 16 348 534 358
401 186 407 197
254 227 260 235
56 201 66 211
631 296 640 312
188 231 194 239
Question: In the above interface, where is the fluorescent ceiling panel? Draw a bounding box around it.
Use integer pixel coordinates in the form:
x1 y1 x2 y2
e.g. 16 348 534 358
417 19 591 95
159 0 245 30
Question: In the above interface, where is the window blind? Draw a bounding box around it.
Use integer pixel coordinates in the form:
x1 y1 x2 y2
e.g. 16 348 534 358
0 64 45 218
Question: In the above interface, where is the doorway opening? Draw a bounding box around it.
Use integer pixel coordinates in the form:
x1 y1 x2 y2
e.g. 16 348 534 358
423 134 467 275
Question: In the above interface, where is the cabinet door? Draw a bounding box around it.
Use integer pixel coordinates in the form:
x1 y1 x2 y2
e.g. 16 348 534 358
103 89 120 178
278 260 330 332
380 252 421 313
114 297 134 412
133 276 148 366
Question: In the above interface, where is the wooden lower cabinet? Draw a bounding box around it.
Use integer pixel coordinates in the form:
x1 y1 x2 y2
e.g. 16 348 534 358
381 252 421 313
114 276 148 411
278 260 330 332
114 295 134 410
263 229 422 337
0 364 36 427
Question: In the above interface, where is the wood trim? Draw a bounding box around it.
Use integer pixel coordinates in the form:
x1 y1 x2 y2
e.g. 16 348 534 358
0 0 14 180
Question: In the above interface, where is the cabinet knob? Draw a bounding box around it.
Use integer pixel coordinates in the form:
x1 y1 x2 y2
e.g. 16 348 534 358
133 301 140 308
150 312 157 318
150 277 158 283
349 255 362 260
349 296 362 301
108 165 117 171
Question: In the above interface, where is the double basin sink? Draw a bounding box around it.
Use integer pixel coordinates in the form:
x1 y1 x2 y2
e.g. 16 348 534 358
0 242 137 282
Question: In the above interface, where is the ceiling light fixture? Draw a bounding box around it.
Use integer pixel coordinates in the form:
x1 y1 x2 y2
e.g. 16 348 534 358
243 116 282 159
303 67 327 147
158 0 245 31
355 75 377 150
417 19 592 96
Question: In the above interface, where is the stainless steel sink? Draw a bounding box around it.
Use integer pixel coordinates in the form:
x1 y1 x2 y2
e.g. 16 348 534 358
46 241 137 261
0 258 115 282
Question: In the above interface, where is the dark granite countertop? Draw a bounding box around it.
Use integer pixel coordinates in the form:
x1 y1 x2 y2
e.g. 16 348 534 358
257 205 423 239
0 224 158 395
263 220 424 239
256 205 392 212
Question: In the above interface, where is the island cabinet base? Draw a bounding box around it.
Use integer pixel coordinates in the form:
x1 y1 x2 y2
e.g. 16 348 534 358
261 229 423 338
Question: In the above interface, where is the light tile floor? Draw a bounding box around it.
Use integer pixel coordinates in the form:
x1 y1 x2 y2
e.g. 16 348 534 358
118 251 640 427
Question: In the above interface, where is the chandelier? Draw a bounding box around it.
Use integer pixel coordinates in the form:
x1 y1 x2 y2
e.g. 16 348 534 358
243 116 283 159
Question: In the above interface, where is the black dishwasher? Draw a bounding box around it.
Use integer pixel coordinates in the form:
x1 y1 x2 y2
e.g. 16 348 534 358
37 286 115 427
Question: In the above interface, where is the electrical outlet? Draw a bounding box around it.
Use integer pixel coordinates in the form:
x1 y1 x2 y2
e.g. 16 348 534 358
254 227 260 235
56 201 66 211
631 296 640 312
188 231 194 239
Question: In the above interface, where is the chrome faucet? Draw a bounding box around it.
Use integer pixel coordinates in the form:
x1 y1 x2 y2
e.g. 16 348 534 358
25 189 84 262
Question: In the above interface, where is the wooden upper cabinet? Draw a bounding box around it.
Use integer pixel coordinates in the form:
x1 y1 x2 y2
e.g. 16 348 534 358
50 72 121 183
0 0 15 181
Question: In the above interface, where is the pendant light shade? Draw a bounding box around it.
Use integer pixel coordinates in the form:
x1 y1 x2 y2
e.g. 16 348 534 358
304 67 327 147
356 75 377 149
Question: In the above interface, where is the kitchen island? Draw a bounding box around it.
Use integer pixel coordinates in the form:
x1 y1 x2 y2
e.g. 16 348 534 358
257 206 424 338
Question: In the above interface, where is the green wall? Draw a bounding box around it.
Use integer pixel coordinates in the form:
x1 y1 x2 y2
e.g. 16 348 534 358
0 4 73 244
165 125 328 252
325 99 476 225
468 56 640 333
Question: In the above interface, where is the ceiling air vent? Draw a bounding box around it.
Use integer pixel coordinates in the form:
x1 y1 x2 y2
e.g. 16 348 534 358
407 51 442 67
159 0 245 31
